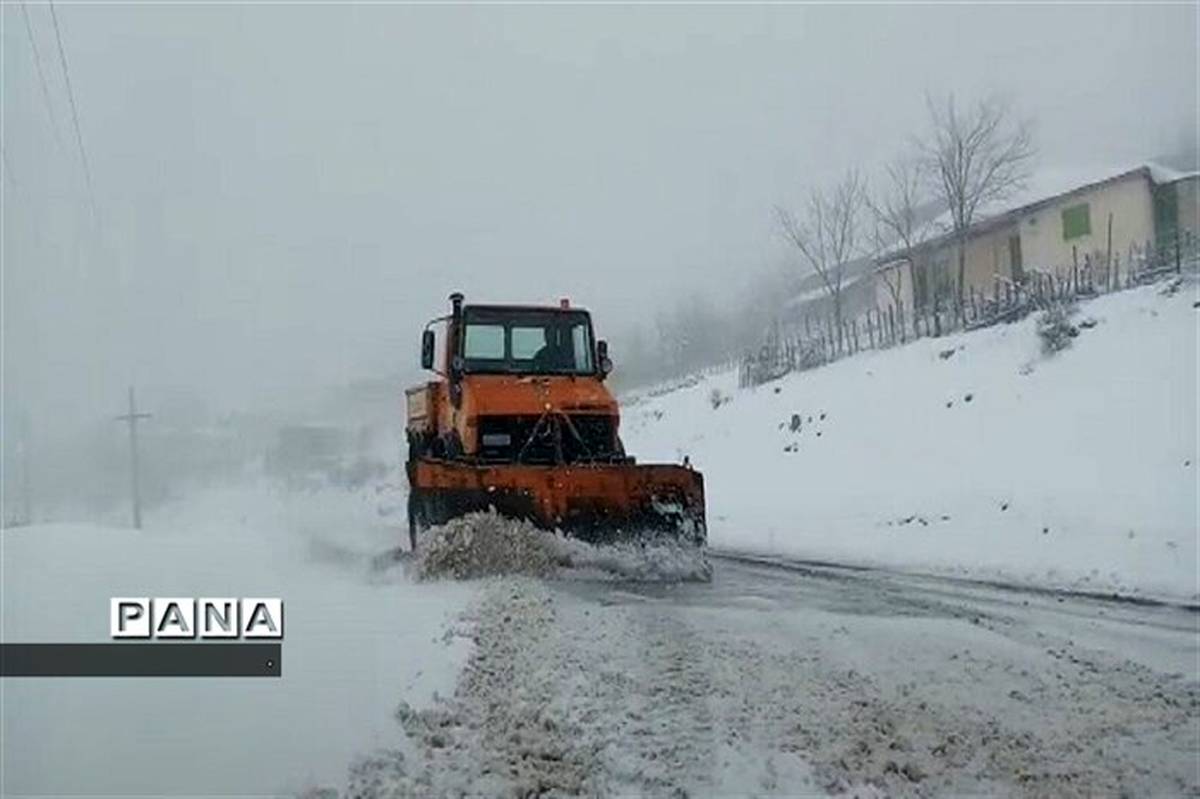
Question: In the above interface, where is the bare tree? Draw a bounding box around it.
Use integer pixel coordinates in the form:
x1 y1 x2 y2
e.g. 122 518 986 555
867 156 932 330
775 170 867 336
920 94 1034 306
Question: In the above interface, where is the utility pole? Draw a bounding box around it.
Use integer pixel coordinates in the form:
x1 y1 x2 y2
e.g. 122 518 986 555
18 413 33 525
115 386 151 529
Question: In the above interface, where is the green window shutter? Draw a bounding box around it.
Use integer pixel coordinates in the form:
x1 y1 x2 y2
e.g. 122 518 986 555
1062 203 1091 240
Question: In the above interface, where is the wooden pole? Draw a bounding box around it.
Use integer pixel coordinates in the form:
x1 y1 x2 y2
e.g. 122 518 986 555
17 413 33 524
115 386 152 530
1105 212 1113 291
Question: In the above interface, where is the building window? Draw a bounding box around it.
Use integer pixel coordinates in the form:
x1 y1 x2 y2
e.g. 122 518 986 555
1008 234 1024 281
1062 203 1091 240
933 256 953 301
913 260 929 309
1153 183 1179 246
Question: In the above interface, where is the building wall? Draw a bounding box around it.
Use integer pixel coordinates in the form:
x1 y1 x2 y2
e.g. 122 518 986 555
1016 172 1155 275
961 223 1022 298
1175 176 1199 235
871 262 911 314
899 223 1025 312
879 254 937 314
903 172 1158 311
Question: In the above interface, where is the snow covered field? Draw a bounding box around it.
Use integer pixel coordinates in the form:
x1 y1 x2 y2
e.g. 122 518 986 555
1 484 476 796
624 281 1199 601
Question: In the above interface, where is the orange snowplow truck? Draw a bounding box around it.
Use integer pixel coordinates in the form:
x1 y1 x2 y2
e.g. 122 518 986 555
404 292 705 550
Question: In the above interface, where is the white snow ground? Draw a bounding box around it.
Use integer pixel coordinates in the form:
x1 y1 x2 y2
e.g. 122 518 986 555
1 483 477 797
623 281 1199 601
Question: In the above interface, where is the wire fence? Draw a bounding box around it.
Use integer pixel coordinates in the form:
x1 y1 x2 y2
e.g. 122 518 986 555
739 229 1199 389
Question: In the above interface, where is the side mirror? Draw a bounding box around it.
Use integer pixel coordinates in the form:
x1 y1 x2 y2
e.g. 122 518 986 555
596 339 612 378
421 330 435 370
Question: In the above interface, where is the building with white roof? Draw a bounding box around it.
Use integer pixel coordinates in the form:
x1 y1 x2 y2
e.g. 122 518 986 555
872 161 1199 314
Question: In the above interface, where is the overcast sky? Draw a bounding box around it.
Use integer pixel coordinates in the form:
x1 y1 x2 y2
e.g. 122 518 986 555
4 3 1197 431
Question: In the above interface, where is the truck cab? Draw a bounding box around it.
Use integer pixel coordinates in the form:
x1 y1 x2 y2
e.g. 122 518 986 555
405 293 624 466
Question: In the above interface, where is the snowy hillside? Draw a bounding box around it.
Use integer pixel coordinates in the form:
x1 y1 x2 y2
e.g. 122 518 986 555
623 281 1199 601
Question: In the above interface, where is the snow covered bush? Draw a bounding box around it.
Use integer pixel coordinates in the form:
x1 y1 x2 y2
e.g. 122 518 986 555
793 341 826 372
1036 300 1079 355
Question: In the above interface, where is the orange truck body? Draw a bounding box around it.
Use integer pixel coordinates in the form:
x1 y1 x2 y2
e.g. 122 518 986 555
403 293 705 548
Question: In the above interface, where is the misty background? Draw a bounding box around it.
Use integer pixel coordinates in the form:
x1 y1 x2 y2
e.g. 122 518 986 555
3 3 1197 520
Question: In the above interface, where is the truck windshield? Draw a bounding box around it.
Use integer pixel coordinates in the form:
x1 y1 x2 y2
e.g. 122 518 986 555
461 309 596 375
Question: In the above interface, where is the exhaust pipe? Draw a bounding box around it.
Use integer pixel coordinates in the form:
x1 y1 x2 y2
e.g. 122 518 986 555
448 292 466 408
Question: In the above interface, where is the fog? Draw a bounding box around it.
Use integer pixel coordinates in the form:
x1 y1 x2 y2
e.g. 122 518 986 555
3 4 1196 509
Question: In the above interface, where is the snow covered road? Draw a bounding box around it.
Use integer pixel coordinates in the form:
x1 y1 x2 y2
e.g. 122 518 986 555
5 486 1196 797
357 556 1199 797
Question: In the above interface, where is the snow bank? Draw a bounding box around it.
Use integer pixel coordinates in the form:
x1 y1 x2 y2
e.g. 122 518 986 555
623 282 1199 601
416 510 712 582
417 511 559 579
0 483 477 797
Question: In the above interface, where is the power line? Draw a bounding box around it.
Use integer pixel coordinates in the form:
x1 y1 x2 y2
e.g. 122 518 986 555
46 0 97 221
19 1 67 154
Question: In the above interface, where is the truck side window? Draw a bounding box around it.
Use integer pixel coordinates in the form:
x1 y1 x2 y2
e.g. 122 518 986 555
572 324 593 371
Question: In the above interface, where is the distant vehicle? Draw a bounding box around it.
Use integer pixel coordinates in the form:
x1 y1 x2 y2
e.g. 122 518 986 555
403 292 705 551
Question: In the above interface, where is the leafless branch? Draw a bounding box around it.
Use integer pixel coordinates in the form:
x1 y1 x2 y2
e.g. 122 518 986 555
918 93 1035 303
775 170 867 326
867 156 931 309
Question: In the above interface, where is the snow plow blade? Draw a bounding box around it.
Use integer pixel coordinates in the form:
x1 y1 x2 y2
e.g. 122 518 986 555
408 459 706 547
